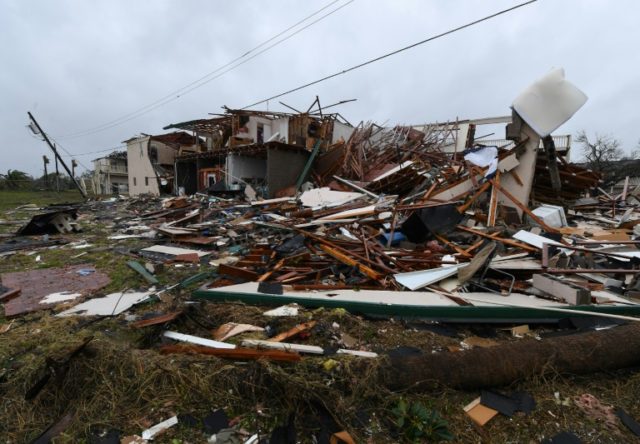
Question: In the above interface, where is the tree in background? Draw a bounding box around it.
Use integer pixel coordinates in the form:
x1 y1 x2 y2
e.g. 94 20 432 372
631 140 640 161
32 173 75 190
576 130 623 173
0 170 33 190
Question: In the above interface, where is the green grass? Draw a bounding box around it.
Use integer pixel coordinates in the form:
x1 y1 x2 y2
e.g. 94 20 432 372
0 190 85 211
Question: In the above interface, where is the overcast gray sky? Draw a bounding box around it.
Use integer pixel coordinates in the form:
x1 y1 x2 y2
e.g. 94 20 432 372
2 0 638 177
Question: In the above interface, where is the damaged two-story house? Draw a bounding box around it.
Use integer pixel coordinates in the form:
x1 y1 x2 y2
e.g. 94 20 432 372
92 150 128 195
165 108 354 197
124 131 201 196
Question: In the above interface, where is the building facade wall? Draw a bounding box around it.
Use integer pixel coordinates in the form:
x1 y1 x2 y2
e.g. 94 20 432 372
270 117 289 143
246 116 274 144
127 136 160 196
92 157 128 194
266 148 310 197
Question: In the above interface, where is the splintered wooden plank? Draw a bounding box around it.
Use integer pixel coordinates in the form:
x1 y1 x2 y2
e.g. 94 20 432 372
318 244 383 280
268 321 317 342
218 264 259 281
130 311 182 328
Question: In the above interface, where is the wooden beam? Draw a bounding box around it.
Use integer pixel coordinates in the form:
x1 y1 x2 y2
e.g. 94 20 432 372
457 225 538 253
319 244 383 280
457 181 491 213
490 178 559 233
488 172 500 227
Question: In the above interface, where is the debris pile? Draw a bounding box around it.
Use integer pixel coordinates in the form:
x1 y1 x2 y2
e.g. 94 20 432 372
2 69 640 442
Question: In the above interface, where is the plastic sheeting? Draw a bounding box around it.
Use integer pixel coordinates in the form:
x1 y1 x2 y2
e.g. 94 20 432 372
464 146 498 178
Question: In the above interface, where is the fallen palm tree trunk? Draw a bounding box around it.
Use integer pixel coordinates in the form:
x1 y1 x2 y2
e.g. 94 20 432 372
382 323 640 391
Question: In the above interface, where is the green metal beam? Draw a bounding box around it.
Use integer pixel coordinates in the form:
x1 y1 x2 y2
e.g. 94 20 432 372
126 261 159 285
192 287 640 324
294 139 323 192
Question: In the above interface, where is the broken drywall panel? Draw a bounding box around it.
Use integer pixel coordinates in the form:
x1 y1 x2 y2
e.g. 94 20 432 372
140 245 212 258
497 152 519 173
430 155 521 202
1 264 111 317
57 290 153 317
513 230 563 249
299 187 364 209
512 68 588 137
163 331 236 349
531 205 568 228
141 416 179 440
39 291 82 304
394 265 464 291
263 305 300 317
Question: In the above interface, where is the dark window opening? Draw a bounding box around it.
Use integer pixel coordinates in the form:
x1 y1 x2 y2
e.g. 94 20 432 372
257 123 264 144
149 146 158 164
308 121 320 137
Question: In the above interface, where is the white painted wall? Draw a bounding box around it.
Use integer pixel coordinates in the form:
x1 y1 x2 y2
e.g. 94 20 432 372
331 121 355 144
127 136 160 196
247 116 273 143
270 117 289 143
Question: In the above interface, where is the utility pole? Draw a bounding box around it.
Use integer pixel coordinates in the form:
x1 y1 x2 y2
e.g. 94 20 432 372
27 112 87 199
71 159 77 180
54 143 60 192
42 155 49 190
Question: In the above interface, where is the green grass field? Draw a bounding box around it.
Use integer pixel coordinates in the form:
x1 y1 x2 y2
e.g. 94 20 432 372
0 190 85 210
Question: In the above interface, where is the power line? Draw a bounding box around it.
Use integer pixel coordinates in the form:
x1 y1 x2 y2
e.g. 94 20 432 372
57 0 353 140
241 0 537 109
46 134 93 172
60 145 127 158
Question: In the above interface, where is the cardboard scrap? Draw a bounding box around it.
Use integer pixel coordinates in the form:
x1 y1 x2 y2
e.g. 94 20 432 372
212 323 265 341
461 336 499 349
463 397 498 426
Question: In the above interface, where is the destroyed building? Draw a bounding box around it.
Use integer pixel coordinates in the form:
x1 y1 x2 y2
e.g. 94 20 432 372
91 150 128 195
124 131 201 196
165 108 354 196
